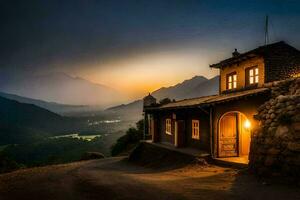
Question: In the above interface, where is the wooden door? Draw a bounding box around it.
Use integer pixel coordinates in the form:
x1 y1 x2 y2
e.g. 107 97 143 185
151 118 159 142
176 120 185 148
219 113 238 157
150 118 154 135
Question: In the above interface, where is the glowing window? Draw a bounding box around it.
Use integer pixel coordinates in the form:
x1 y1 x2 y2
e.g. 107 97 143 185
227 72 237 90
247 66 259 85
192 120 200 140
165 119 172 135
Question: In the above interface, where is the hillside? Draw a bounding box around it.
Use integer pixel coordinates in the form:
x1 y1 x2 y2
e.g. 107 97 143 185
0 96 75 144
106 76 219 118
0 72 126 106
0 91 89 115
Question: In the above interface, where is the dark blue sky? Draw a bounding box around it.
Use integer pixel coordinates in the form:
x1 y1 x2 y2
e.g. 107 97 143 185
1 0 300 96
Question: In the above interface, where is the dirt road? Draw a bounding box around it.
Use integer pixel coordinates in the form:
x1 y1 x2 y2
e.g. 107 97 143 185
0 157 299 200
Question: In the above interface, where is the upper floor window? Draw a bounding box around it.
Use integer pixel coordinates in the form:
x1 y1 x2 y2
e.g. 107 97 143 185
192 120 200 140
246 66 259 85
227 72 237 90
165 118 172 135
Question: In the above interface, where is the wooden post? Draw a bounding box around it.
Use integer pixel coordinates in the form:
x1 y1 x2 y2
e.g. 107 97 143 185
144 112 148 140
174 121 178 147
210 106 214 158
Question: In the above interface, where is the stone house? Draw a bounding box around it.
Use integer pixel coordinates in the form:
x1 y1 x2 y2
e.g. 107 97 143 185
143 41 300 161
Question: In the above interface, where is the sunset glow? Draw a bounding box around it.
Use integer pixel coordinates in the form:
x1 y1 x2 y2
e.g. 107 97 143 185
1 0 300 104
75 49 219 99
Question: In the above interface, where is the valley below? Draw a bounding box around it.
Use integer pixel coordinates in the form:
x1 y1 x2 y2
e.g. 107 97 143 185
0 74 218 172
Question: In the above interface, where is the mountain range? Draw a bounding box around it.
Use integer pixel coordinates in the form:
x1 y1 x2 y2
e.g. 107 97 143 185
0 75 219 144
106 75 219 119
0 72 126 107
0 91 91 115
0 74 219 117
151 75 219 100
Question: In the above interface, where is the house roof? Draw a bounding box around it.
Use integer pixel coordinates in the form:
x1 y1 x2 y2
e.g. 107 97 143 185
210 41 300 69
147 87 270 110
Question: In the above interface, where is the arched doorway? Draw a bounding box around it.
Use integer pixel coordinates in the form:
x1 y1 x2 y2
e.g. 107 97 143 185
218 111 251 158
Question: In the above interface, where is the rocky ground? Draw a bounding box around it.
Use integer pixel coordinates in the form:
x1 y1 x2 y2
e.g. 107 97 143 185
0 157 299 200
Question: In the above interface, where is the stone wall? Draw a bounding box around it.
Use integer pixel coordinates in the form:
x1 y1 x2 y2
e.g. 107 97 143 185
249 78 300 179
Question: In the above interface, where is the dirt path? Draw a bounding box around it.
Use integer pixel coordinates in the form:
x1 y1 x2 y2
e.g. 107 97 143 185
0 157 299 200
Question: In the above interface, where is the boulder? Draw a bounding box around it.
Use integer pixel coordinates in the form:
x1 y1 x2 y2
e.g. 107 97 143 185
277 95 288 103
265 119 272 124
287 110 295 115
270 113 276 119
275 109 283 114
287 105 295 111
275 102 284 108
292 122 300 131
275 126 289 138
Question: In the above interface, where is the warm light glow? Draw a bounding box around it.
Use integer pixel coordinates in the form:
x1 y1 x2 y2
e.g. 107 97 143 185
291 72 300 78
74 48 219 99
244 120 251 129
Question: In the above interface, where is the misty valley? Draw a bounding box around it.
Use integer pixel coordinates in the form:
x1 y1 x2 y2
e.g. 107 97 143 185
0 97 140 173
0 74 218 173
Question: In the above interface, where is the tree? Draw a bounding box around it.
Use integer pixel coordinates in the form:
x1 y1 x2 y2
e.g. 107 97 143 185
111 119 144 156
159 98 172 105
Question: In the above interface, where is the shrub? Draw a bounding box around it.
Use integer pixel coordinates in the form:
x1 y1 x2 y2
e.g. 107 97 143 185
0 152 21 173
81 152 105 160
111 120 144 156
159 98 172 105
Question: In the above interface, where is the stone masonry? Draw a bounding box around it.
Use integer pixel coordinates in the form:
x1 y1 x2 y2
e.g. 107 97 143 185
249 77 300 180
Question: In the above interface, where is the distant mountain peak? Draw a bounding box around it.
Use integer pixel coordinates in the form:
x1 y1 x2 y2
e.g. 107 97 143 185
151 75 214 100
190 75 207 80
0 72 126 106
106 75 219 120
0 91 89 115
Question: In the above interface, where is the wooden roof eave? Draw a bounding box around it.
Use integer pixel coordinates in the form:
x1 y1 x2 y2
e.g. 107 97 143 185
210 54 258 69
148 88 270 111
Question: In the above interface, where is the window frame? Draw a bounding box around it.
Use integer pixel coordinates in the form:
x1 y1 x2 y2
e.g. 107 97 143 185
226 72 237 90
246 66 259 86
165 118 172 135
191 120 200 140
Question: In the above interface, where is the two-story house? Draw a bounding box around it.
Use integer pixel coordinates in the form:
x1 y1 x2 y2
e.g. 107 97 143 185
143 41 300 159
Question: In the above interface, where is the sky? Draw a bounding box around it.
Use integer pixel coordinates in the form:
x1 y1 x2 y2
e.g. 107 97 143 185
1 0 300 99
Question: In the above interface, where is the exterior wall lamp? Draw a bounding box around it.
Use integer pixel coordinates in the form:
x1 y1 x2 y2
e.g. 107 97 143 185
244 119 251 129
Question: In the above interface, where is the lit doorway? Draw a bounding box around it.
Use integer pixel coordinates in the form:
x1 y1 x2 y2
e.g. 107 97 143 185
218 111 251 158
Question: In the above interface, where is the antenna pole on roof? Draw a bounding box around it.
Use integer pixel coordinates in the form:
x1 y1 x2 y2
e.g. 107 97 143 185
264 15 269 45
